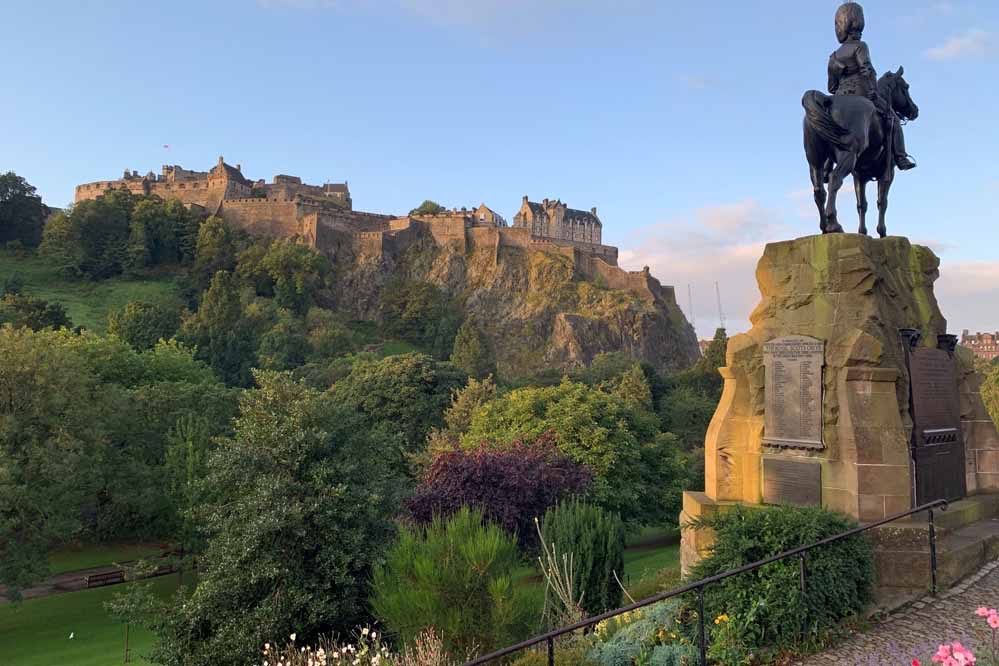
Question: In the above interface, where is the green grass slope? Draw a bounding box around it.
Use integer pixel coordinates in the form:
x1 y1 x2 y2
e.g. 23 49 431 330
0 575 184 666
0 249 184 333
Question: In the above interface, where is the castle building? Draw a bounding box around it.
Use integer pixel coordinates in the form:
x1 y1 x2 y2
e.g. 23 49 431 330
75 156 351 212
961 330 999 362
513 196 602 245
73 159 679 305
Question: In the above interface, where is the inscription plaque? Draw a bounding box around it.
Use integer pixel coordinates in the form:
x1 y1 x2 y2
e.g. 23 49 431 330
763 335 824 449
909 346 966 503
763 458 822 507
909 348 961 445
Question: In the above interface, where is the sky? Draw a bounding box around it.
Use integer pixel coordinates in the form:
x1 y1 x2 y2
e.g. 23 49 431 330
2 0 997 338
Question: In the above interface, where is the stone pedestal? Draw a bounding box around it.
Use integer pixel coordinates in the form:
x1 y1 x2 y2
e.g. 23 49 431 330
681 234 999 588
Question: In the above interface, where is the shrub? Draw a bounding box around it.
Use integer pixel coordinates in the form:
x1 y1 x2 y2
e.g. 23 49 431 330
108 300 181 350
450 318 496 379
540 500 625 617
0 293 72 331
509 642 599 666
461 379 687 526
587 600 696 666
685 504 874 662
407 432 591 549
371 507 536 657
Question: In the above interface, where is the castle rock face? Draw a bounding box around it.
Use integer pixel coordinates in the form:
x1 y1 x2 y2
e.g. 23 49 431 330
76 158 700 375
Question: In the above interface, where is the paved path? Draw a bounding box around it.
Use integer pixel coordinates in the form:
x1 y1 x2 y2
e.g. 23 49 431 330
795 560 999 664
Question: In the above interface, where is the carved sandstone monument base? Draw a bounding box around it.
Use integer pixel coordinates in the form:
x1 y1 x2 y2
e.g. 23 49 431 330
680 234 999 597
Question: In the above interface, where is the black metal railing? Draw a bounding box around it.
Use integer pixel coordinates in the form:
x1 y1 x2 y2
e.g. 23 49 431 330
464 499 949 666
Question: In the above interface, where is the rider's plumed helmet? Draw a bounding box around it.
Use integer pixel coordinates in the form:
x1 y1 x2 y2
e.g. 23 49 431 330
835 2 866 43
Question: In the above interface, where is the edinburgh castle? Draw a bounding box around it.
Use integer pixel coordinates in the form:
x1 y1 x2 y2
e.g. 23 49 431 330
75 157 677 304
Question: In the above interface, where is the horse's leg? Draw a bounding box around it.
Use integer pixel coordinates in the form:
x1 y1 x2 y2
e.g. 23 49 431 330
809 163 827 233
854 175 869 236
824 151 856 234
876 173 893 238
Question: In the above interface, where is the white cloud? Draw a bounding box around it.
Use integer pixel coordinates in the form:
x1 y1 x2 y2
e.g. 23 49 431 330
936 260 999 335
618 200 791 338
925 29 993 61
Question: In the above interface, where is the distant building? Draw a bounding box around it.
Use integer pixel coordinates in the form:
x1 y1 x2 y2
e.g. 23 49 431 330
513 196 602 245
698 339 713 356
961 330 999 362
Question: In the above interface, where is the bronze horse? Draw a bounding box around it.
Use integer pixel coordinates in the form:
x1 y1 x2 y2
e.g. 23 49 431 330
802 68 919 237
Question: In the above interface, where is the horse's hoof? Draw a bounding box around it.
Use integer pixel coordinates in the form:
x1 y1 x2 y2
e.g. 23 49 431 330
859 228 869 236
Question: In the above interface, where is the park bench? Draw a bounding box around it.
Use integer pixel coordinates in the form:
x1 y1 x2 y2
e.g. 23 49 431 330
85 569 124 588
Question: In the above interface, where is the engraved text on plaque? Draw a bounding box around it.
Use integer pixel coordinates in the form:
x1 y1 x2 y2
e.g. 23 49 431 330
763 458 822 506
763 335 824 449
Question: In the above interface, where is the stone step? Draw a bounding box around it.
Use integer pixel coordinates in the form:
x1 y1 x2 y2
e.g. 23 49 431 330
888 495 999 532
872 516 999 592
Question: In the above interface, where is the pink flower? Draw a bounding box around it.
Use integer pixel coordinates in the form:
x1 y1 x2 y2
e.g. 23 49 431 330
934 644 953 661
989 615 999 629
977 607 991 617
913 660 921 666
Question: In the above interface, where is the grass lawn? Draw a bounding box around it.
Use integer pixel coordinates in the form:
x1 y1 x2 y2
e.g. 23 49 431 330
0 575 185 666
0 249 184 332
48 543 172 576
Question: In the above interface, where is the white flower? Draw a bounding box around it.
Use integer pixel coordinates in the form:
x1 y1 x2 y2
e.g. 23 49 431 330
69 632 75 640
361 628 370 637
290 633 297 642
370 632 377 639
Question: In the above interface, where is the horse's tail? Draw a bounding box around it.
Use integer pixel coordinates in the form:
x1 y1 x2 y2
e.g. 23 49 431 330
802 90 850 151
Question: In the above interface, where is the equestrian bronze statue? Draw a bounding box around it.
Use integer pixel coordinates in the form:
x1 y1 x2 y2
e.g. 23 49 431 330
802 2 920 237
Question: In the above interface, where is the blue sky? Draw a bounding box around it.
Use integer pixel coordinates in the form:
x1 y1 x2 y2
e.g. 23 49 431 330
2 0 996 337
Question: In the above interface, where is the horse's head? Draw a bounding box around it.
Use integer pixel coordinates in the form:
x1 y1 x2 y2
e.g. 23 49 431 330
880 66 919 121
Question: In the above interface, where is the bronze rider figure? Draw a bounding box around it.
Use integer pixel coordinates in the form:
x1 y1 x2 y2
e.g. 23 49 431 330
828 2 916 171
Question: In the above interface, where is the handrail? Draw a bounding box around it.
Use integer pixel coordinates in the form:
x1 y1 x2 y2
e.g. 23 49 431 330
464 498 949 666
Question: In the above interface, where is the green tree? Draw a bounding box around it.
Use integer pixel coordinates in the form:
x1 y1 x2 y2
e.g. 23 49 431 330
372 507 535 657
237 239 331 314
450 318 496 379
0 326 102 599
107 301 181 350
126 371 406 666
695 327 728 375
0 293 72 330
179 271 257 386
408 199 446 216
461 379 685 525
0 172 47 247
192 216 246 293
983 361 999 429
329 353 467 457
38 211 83 278
381 281 460 357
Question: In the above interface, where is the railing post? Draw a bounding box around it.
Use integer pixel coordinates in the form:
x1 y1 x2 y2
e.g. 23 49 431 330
698 585 707 666
928 507 938 597
798 552 807 641
547 636 554 666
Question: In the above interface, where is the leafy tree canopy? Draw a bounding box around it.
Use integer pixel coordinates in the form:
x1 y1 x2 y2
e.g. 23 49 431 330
0 172 47 248
461 379 686 525
408 199 446 216
108 300 181 350
450 317 496 379
124 371 406 666
329 352 467 458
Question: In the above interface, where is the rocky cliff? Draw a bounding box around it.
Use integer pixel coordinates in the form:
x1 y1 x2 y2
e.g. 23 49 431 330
330 228 699 378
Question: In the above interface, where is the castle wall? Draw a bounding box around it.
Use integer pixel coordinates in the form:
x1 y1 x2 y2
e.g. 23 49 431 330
222 199 303 238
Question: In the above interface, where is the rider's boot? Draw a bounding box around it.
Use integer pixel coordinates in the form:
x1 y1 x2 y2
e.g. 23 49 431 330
895 153 916 170
892 122 916 170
